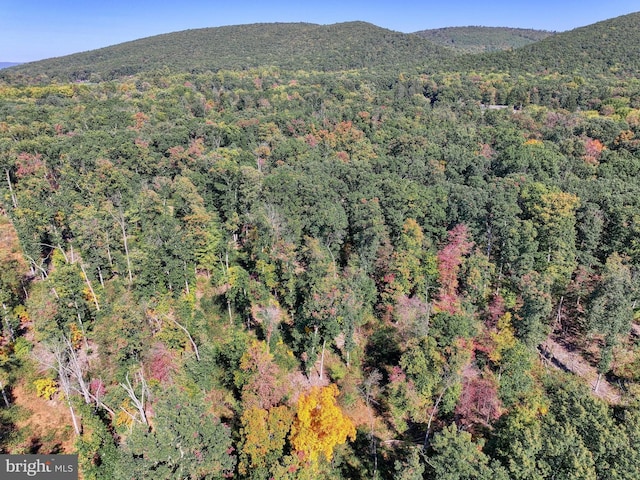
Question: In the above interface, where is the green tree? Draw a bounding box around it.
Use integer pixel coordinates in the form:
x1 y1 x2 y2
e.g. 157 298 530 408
489 405 545 480
426 424 508 480
114 391 235 479
521 182 580 290
349 196 389 272
587 253 636 379
74 403 118 480
393 446 426 480
295 236 344 374
514 271 553 347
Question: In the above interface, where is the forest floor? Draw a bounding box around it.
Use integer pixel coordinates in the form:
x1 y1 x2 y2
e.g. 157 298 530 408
540 334 622 404
11 383 75 454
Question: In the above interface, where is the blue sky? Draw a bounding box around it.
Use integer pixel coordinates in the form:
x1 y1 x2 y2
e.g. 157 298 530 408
1 0 638 62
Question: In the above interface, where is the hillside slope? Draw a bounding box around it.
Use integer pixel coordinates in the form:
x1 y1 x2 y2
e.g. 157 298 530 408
478 11 640 75
413 26 554 53
1 22 453 82
4 13 640 83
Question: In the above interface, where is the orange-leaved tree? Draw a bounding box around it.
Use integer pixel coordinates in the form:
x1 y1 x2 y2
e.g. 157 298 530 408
290 384 356 463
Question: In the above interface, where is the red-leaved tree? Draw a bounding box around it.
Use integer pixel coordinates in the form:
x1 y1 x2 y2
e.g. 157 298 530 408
433 224 473 314
455 375 502 428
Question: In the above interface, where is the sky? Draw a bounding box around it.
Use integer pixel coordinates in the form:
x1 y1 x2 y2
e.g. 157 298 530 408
1 0 639 63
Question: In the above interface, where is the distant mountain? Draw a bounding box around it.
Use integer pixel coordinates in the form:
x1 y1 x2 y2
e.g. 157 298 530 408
0 62 21 69
0 22 454 82
413 26 554 53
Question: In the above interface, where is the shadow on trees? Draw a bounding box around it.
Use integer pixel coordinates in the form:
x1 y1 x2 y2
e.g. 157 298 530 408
364 325 402 381
335 429 398 480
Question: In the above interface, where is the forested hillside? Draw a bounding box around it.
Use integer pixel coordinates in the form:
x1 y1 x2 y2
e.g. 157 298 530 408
413 26 554 53
473 11 640 75
4 12 640 84
0 22 452 83
1 11 640 480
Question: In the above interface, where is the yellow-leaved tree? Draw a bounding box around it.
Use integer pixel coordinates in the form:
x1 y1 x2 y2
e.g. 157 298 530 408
290 384 356 463
238 405 293 475
489 312 517 363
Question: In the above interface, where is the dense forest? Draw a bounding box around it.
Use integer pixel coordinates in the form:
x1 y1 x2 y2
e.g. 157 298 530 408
413 26 554 53
2 11 640 480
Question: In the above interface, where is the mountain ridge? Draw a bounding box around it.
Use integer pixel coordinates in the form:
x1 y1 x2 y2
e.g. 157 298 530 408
0 21 453 82
2 12 640 83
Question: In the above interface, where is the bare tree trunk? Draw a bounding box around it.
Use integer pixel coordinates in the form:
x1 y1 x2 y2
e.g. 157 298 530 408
168 315 200 361
105 232 113 267
184 260 190 295
310 325 319 364
54 244 69 263
73 301 90 351
97 266 105 288
1 303 15 341
424 302 431 338
120 370 149 425
84 390 116 417
67 397 81 436
361 369 381 478
80 263 100 311
121 216 133 285
63 336 91 404
424 384 449 452
319 339 326 380
53 345 82 436
594 373 602 393
224 251 232 324
0 380 10 407
5 169 17 208
112 210 133 285
26 256 48 279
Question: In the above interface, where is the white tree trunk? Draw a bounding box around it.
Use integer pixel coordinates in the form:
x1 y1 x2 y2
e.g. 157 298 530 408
80 263 100 311
0 380 10 407
5 169 17 208
168 315 200 361
120 370 149 425
319 339 326 380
